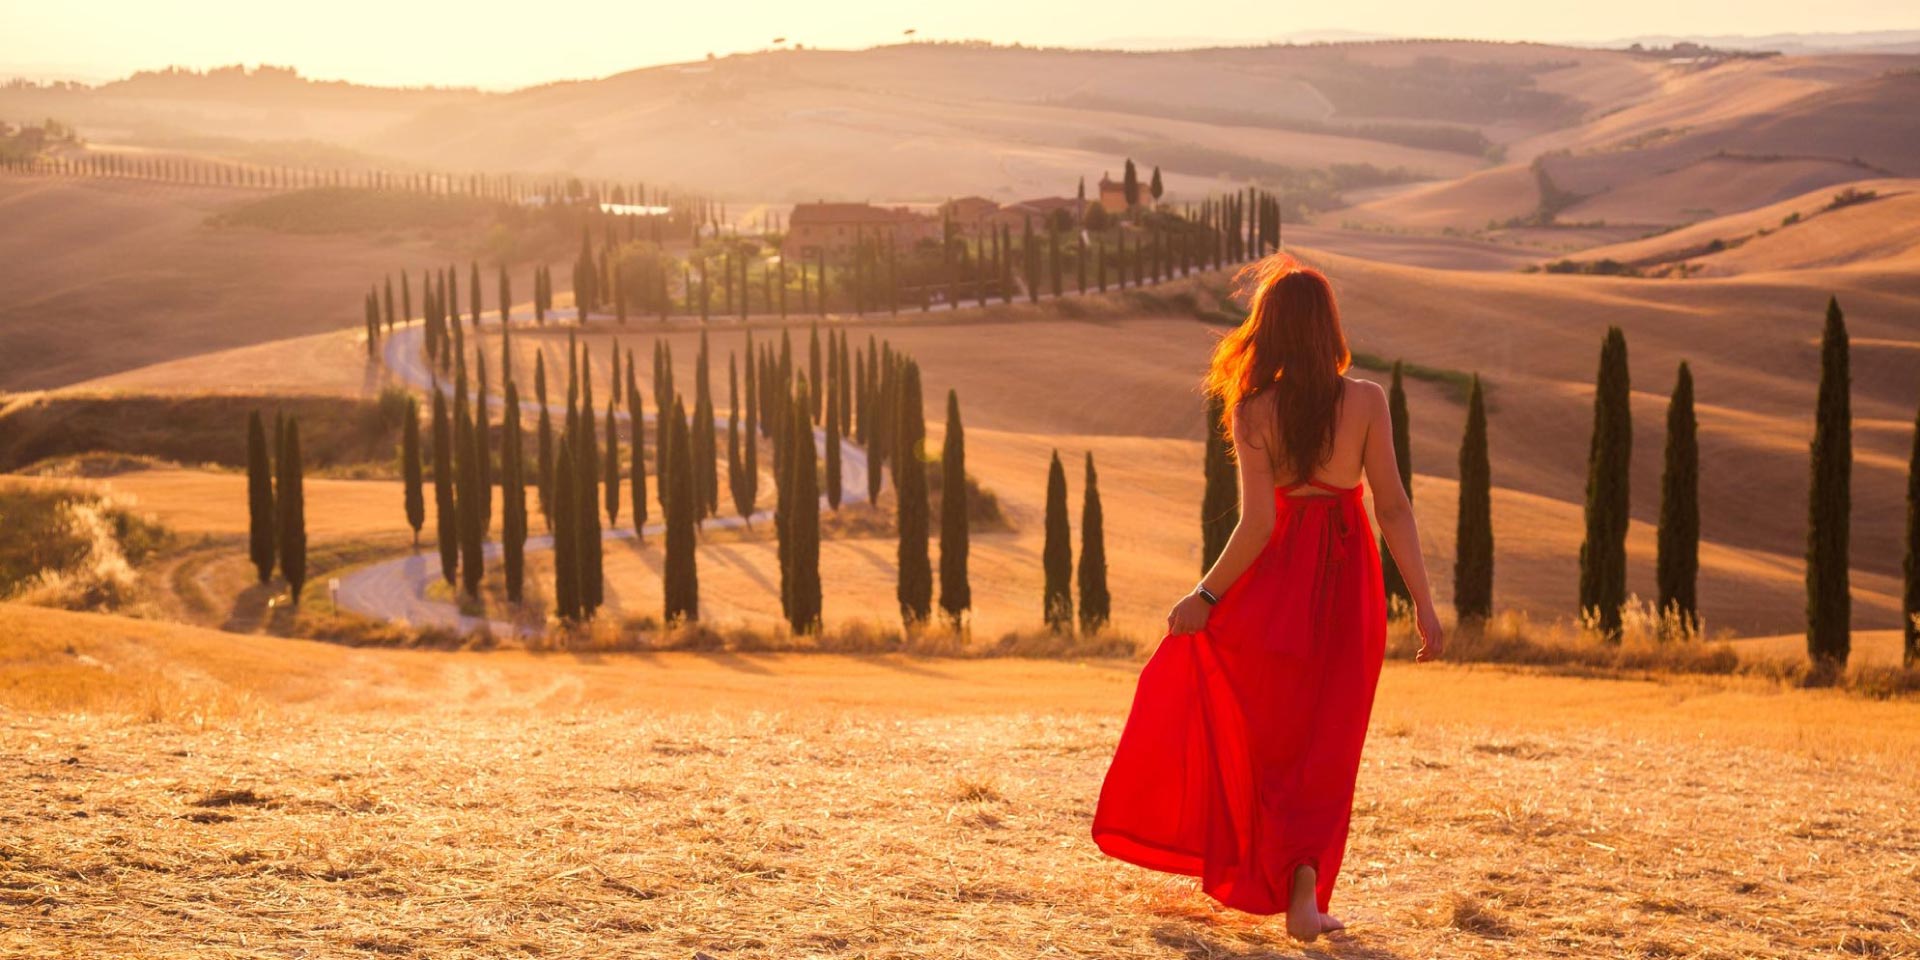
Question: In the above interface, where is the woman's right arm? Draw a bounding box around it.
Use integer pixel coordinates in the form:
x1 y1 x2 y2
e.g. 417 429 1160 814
1360 381 1446 661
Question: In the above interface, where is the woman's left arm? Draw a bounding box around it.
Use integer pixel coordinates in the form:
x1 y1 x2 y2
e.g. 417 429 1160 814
1167 405 1276 635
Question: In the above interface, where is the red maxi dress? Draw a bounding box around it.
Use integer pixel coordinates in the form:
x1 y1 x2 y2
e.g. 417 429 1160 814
1092 478 1388 915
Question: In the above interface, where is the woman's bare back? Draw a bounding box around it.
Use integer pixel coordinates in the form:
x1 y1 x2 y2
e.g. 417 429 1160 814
1240 375 1384 493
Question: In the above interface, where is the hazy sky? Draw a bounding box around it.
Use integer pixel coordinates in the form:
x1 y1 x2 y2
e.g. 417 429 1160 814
4 0 1914 89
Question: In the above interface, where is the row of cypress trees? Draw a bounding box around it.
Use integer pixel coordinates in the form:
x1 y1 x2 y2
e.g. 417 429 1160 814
1346 297 1911 670
1040 450 1111 634
244 410 307 605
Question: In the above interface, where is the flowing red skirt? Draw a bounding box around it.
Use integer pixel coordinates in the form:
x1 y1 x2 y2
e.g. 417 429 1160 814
1092 481 1387 915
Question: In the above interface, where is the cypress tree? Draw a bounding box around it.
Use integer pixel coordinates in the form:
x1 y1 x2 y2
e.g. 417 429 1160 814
403 398 424 546
1454 375 1493 621
938 389 971 624
604 399 621 526
1656 362 1700 635
654 340 671 500
825 371 843 510
788 391 822 633
1079 452 1110 633
456 400 483 597
469 260 481 327
1200 394 1236 571
1043 449 1073 631
896 362 932 623
810 321 824 423
476 350 492 535
775 379 796 619
1381 362 1414 609
432 389 458 586
837 330 852 438
1807 297 1852 667
1903 398 1919 668
1580 326 1631 638
536 353 554 529
1123 158 1140 210
247 411 275 582
277 418 306 605
695 332 717 517
867 352 891 502
728 353 748 519
628 372 649 542
503 380 527 604
665 397 699 622
553 435 580 621
498 263 511 326
577 380 603 616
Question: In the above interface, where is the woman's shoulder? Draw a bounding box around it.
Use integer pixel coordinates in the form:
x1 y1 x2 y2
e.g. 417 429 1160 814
1341 375 1387 408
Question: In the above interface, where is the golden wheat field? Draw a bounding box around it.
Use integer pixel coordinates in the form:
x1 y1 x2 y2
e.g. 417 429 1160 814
3 604 1918 959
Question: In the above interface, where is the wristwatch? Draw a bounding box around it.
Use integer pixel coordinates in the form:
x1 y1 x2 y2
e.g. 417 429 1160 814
1194 584 1220 606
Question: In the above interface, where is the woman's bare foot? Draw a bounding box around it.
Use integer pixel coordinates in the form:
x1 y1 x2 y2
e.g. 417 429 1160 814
1286 864 1339 942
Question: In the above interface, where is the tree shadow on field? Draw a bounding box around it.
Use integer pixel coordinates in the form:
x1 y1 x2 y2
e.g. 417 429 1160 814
222 579 277 633
701 542 778 597
857 653 954 680
693 650 778 676
1151 924 1407 960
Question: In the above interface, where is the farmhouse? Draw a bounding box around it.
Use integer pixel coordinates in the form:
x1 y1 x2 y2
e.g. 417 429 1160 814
782 202 941 259
1097 172 1153 214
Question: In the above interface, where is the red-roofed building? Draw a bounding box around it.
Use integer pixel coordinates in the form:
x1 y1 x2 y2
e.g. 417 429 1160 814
783 202 941 260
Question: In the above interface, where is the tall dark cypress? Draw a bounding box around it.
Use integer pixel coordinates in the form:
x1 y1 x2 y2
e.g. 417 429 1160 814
604 399 621 527
577 371 603 616
788 391 822 633
939 389 971 624
498 263 511 326
809 321 824 423
728 352 749 520
503 380 526 604
1580 326 1631 638
1454 375 1493 621
742 348 761 517
246 411 275 582
825 370 843 510
694 333 717 518
1807 297 1851 667
896 361 932 623
1903 398 1919 668
665 397 699 623
1078 452 1109 634
277 418 306 605
837 330 852 438
403 398 424 546
1380 362 1414 609
628 371 648 542
553 435 580 621
536 353 554 530
456 400 483 597
1200 394 1236 571
476 349 492 536
432 389 458 586
1043 449 1073 631
1656 362 1700 635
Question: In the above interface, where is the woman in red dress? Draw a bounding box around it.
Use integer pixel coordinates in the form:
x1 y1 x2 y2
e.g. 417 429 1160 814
1092 256 1445 942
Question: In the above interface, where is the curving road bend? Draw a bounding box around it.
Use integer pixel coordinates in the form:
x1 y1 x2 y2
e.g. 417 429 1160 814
337 312 871 636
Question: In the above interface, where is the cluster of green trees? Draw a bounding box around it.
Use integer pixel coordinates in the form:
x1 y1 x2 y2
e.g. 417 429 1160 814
244 410 307 605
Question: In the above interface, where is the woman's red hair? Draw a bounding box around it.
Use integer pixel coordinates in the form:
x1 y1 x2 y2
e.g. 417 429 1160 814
1202 254 1352 480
